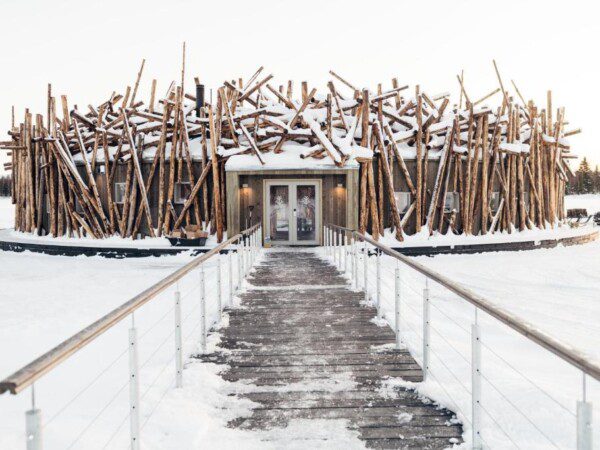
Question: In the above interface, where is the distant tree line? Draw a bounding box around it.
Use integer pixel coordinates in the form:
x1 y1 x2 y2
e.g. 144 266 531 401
567 157 600 194
0 175 10 197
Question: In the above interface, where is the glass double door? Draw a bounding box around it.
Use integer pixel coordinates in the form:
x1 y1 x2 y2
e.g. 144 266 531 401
266 181 320 245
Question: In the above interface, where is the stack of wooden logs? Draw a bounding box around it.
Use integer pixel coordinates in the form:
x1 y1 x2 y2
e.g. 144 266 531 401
1 53 579 242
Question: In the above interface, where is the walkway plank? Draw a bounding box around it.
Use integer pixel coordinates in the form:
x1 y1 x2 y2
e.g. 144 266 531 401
197 249 463 448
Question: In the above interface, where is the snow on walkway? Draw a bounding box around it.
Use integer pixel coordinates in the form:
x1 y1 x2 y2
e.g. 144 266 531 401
198 249 462 449
359 240 600 449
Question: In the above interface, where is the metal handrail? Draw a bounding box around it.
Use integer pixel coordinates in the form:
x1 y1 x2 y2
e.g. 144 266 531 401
325 223 600 382
0 223 260 395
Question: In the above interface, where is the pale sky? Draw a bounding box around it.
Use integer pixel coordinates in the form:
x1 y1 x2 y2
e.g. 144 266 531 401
1 0 598 174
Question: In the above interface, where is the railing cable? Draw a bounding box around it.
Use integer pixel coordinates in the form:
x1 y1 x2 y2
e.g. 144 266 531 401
480 372 563 448
479 338 575 417
65 378 129 449
42 345 128 429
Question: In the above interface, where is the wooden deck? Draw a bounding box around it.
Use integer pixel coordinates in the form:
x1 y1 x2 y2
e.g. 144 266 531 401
198 249 463 449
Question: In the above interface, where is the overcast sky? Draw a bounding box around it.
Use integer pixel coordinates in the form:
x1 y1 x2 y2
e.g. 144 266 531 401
1 0 597 173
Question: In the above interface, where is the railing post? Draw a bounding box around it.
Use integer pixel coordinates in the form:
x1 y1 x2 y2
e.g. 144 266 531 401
25 385 42 450
241 237 247 276
128 315 140 450
395 267 401 350
332 229 336 267
422 278 430 381
363 240 368 302
344 232 349 275
376 249 382 319
245 235 251 276
254 229 258 257
237 244 243 291
339 230 344 270
199 265 207 354
472 312 482 450
333 230 338 266
577 374 593 450
330 228 334 259
350 234 355 282
353 236 358 290
216 253 222 316
332 229 336 264
324 226 328 253
228 250 234 307
337 231 341 268
174 290 183 388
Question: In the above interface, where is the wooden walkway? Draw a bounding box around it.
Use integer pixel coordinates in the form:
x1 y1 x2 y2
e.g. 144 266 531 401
199 249 463 449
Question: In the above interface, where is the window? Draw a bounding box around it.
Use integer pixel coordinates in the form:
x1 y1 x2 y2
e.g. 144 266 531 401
74 197 85 214
394 192 411 214
443 192 460 213
174 182 192 204
523 191 531 212
490 192 501 212
114 182 126 205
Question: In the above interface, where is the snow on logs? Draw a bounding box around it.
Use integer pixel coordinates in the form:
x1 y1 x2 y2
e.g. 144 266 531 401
2 56 578 242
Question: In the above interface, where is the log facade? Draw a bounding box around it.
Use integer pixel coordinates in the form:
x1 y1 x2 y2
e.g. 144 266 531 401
1 56 577 245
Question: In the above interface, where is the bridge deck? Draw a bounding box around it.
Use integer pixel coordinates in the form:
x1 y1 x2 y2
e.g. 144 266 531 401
198 249 463 449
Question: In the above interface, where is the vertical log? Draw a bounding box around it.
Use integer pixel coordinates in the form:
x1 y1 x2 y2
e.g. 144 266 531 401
359 162 368 234
415 88 423 232
207 106 224 242
366 161 380 240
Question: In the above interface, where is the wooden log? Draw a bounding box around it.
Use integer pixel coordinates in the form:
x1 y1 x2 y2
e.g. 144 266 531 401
359 162 368 234
426 127 453 233
239 123 265 165
415 89 423 232
480 114 490 234
383 124 415 195
149 79 157 113
366 161 380 240
123 114 155 237
61 96 70 132
467 116 484 234
129 59 146 107
207 106 224 242
118 159 134 236
272 89 317 153
329 70 358 92
360 90 371 148
377 153 384 235
378 139 403 241
163 88 182 234
73 119 110 233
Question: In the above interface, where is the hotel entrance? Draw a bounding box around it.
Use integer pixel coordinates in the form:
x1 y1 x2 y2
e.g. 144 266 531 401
264 180 321 245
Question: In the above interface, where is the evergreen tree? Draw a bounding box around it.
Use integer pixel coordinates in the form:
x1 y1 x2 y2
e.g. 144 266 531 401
0 175 11 197
593 166 600 193
577 157 593 193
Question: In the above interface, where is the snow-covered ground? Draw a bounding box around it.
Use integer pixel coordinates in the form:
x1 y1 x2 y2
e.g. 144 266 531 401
0 196 13 229
566 193 600 213
329 195 600 449
0 248 364 449
360 241 600 449
0 194 598 449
